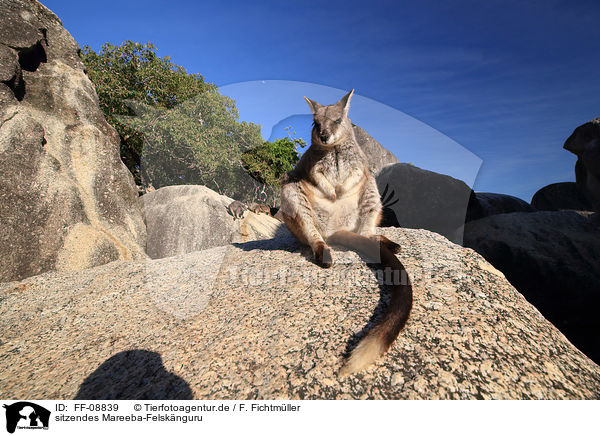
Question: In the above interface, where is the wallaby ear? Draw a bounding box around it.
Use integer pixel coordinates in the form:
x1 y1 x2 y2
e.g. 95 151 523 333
338 89 354 114
304 96 321 114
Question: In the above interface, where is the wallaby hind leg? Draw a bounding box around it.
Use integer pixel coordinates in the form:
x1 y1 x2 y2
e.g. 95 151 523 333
280 182 333 268
371 234 402 254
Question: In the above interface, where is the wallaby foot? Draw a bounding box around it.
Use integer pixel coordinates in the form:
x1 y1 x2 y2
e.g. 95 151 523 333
371 235 402 254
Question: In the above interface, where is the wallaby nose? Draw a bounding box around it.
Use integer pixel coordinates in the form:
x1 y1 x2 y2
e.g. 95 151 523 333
319 132 330 143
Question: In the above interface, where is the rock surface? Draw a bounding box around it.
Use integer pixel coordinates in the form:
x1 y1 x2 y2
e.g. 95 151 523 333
141 185 289 259
564 117 600 211
466 192 535 222
531 182 592 211
376 163 472 242
0 0 146 282
352 124 400 175
1 227 599 400
463 211 600 364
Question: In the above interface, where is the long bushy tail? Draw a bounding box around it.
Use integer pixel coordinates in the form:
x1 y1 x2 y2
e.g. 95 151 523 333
327 230 413 376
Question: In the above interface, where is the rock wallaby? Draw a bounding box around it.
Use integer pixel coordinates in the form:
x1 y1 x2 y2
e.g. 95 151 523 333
279 90 413 376
249 202 272 216
227 200 247 220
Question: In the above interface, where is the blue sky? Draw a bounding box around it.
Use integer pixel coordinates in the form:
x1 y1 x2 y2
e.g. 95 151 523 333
44 0 600 201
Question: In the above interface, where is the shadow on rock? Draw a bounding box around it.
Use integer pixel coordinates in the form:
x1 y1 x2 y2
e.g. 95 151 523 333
232 231 300 253
234 233 412 362
74 350 193 400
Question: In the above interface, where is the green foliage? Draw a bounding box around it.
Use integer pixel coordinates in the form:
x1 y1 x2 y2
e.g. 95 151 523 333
81 41 216 186
120 91 267 201
242 136 305 187
82 40 304 204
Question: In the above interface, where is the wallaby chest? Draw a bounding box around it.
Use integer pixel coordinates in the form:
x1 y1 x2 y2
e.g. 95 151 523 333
311 142 365 187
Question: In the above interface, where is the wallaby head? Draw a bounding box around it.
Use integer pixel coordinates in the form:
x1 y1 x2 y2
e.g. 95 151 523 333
304 89 354 147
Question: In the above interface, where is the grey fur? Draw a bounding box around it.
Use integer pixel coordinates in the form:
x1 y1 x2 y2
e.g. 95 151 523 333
280 89 382 248
279 91 412 376
249 202 272 216
228 200 248 220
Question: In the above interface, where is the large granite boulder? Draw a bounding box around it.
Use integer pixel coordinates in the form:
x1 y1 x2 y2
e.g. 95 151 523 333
0 0 146 282
1 227 599 399
463 211 600 364
466 192 535 222
564 117 600 212
531 182 592 211
141 185 289 259
352 124 399 175
376 163 472 242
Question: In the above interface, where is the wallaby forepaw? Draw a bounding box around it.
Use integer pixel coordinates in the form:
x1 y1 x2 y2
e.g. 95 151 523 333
314 242 333 268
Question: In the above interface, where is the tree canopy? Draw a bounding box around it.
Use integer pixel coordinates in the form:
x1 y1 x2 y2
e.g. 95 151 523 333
81 41 216 187
122 92 265 201
82 41 303 203
242 136 305 187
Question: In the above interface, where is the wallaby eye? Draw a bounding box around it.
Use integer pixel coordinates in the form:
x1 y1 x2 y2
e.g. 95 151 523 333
334 118 342 124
